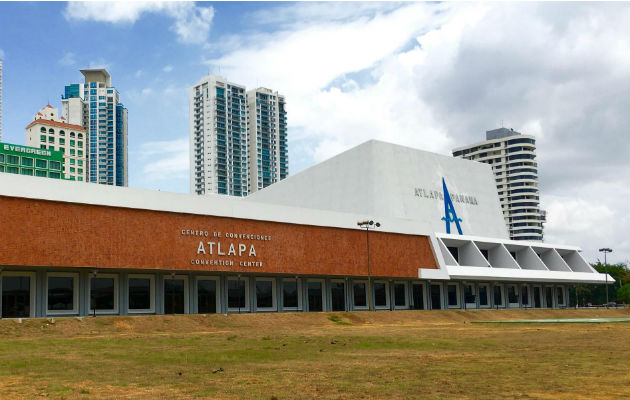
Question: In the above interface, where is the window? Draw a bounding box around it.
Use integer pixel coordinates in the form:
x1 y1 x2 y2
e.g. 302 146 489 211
556 287 565 307
70 159 75 165
59 138 65 145
89 274 118 314
521 286 530 307
478 283 490 307
0 154 3 163
70 140 75 147
227 277 249 312
197 277 219 314
447 283 460 308
7 155 19 165
47 273 78 315
464 284 476 306
255 278 276 311
373 281 389 309
35 170 47 177
78 141 83 148
128 275 155 313
164 276 188 314
507 284 519 306
48 137 54 143
40 134 46 141
353 281 368 309
21 168 33 176
494 285 505 307
78 160 83 166
49 172 61 179
7 166 19 174
282 279 301 310
35 159 47 168
70 149 75 155
393 282 407 308
49 161 61 170
1 272 36 318
78 150 83 156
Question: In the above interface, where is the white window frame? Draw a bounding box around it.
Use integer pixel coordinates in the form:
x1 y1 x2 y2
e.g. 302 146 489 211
429 283 444 310
352 280 369 310
520 284 531 308
463 283 477 309
556 286 566 307
478 283 491 309
281 278 302 311
163 275 189 314
254 277 277 312
227 276 250 313
446 283 460 309
329 279 347 311
127 274 156 314
196 276 220 314
1 271 36 318
392 281 408 310
506 284 520 308
306 278 326 312
493 283 505 308
411 282 427 310
88 273 119 315
46 272 79 316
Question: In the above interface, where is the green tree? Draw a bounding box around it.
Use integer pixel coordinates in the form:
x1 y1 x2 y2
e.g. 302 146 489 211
574 262 630 306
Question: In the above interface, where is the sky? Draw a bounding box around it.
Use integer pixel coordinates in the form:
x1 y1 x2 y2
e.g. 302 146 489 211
0 2 628 264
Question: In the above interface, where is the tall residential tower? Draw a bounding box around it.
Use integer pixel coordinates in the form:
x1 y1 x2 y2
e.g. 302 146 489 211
62 69 128 186
190 75 288 196
452 128 545 241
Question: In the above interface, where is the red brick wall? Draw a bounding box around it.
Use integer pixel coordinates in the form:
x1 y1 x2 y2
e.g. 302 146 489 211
0 196 438 278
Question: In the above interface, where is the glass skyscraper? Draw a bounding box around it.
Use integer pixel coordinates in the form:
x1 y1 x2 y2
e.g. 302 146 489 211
62 69 128 186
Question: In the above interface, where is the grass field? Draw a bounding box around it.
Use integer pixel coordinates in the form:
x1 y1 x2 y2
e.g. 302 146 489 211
0 308 628 399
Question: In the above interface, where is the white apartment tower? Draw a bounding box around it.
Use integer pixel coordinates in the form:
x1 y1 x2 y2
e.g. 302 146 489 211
190 75 288 196
246 88 288 191
62 69 128 186
452 128 545 241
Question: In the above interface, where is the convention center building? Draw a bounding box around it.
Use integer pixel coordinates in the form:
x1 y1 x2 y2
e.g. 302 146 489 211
0 140 611 318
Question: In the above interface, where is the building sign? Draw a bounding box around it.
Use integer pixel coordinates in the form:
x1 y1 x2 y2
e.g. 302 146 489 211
413 186 478 206
2 143 52 157
181 229 271 268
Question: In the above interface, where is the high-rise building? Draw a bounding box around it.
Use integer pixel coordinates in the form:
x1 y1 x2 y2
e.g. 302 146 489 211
452 127 545 241
25 105 87 182
61 69 128 186
189 75 288 197
246 88 288 192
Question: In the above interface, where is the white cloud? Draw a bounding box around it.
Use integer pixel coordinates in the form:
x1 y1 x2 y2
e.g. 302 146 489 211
64 2 214 44
0 48 5 59
205 2 630 263
58 51 76 66
163 65 173 73
137 138 188 182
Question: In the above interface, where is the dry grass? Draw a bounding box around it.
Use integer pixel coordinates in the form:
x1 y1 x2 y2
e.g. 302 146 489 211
0 308 628 399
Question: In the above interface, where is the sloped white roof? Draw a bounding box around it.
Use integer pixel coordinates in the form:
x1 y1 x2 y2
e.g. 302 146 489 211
248 140 509 239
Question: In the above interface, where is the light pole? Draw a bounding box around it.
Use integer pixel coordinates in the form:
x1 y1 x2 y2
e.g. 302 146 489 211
357 220 380 311
598 248 612 307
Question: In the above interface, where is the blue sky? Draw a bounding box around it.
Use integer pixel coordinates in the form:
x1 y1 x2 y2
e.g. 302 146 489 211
0 2 629 264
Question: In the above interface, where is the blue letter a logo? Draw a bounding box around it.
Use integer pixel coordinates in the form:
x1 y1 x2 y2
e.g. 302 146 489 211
441 178 463 235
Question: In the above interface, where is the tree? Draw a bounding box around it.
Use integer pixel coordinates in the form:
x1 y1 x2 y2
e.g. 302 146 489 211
574 262 630 305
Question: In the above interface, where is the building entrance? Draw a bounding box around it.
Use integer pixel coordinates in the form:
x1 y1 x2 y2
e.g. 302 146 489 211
164 278 185 314
308 281 324 311
430 284 442 310
412 283 425 310
330 281 345 311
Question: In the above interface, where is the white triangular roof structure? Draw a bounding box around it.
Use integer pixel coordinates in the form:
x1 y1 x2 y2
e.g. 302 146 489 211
247 140 509 239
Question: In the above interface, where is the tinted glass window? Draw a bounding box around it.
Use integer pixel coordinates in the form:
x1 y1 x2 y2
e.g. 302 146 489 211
430 284 442 309
307 282 323 311
412 284 424 310
521 286 529 305
48 276 74 311
282 281 298 308
228 280 246 309
464 284 475 304
374 283 387 307
164 279 185 314
256 280 273 309
91 277 115 311
198 280 217 313
479 285 489 306
447 285 458 306
330 282 345 311
394 283 406 306
508 285 518 303
494 286 503 306
2 276 30 318
129 278 151 310
353 282 367 307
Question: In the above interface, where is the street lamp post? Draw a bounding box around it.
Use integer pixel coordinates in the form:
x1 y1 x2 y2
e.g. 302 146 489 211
357 220 380 311
598 248 613 307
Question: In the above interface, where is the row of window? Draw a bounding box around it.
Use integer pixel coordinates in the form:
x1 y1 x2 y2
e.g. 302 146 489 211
0 273 568 318
0 165 62 178
39 127 84 139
